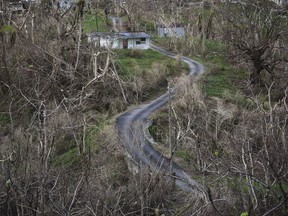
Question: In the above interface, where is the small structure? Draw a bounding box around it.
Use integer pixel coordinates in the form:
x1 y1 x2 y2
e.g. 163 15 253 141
157 23 185 37
88 32 151 49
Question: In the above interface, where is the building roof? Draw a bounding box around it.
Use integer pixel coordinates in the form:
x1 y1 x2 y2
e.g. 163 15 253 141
90 32 151 39
119 32 151 39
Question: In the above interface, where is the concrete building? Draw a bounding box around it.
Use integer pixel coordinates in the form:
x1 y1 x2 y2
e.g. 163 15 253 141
88 32 151 49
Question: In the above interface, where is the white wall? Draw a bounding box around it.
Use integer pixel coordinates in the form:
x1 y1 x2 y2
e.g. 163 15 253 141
89 36 150 49
127 38 150 49
98 37 122 49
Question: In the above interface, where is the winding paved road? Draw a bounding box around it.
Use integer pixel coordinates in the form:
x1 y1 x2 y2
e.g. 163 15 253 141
116 44 204 194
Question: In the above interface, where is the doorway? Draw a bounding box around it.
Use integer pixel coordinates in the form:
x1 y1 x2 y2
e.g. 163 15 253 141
123 39 128 49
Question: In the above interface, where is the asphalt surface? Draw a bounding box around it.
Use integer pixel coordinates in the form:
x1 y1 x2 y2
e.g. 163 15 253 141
116 44 205 194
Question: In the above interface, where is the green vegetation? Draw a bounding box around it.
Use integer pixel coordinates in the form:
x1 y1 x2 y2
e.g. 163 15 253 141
202 62 247 98
175 150 192 162
52 147 79 167
148 124 158 138
199 40 238 97
116 49 189 80
84 115 113 151
84 12 111 33
139 20 156 33
52 114 113 167
194 39 248 99
0 25 16 33
198 42 254 107
0 113 9 124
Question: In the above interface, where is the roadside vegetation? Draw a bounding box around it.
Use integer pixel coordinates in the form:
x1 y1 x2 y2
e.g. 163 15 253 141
145 0 288 215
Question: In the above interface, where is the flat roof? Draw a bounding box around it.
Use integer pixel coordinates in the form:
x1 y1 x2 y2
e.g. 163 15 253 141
90 32 151 39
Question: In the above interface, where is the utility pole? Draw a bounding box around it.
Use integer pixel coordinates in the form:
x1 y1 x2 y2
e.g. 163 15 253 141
168 82 173 175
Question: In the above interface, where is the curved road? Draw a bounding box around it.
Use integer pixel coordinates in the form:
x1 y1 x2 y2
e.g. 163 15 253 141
116 44 205 194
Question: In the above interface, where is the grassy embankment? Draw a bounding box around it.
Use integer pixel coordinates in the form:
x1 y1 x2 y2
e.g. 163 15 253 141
115 49 188 80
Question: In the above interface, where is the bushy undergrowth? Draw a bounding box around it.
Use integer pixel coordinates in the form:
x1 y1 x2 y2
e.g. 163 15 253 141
0 5 191 215
149 78 288 215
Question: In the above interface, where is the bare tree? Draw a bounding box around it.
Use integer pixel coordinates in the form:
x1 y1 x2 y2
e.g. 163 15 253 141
221 0 288 84
161 76 288 215
0 3 130 214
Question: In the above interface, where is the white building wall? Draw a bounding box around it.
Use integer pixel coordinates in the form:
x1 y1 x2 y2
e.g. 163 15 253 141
119 39 123 49
89 35 150 49
128 39 134 49
99 37 121 49
158 27 185 37
128 38 150 49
